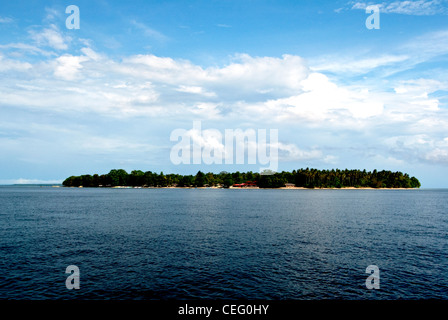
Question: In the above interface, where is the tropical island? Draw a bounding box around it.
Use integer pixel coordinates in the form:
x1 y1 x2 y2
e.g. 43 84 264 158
62 168 421 189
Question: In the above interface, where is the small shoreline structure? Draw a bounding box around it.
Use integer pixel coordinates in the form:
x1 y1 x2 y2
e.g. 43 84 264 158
62 168 421 189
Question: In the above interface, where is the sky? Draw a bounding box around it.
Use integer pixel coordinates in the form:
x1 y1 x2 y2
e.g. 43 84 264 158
0 0 448 187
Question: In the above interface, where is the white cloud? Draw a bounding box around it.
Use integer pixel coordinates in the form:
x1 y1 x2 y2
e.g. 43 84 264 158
209 54 309 94
190 103 222 119
0 178 62 185
175 125 325 165
400 29 448 60
0 44 444 134
276 142 324 161
384 134 448 165
77 136 154 153
54 54 89 80
259 73 384 122
424 148 448 164
0 47 444 133
176 85 216 97
351 1 448 15
0 16 13 23
30 24 70 50
114 53 310 104
0 42 55 57
130 20 168 42
119 54 205 84
309 28 448 82
1 39 448 172
424 137 448 164
0 54 32 72
44 7 62 21
312 54 409 75
80 47 102 61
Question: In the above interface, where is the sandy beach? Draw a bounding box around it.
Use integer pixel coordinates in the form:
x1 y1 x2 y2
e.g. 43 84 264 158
103 186 417 190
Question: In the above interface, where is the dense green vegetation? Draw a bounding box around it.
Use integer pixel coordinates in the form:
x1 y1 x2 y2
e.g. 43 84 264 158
62 168 421 188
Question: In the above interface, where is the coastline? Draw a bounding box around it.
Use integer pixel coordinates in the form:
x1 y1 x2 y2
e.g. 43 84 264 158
278 186 416 190
62 168 421 189
65 185 418 190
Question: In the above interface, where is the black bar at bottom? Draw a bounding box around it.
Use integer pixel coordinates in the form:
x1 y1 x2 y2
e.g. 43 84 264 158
1 300 446 318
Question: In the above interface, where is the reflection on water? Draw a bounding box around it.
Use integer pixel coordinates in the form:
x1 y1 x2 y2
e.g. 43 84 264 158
1 187 447 299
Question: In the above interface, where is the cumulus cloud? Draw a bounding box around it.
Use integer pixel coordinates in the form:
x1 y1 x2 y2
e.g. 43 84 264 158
0 45 444 126
116 53 309 101
54 54 89 80
384 134 448 165
425 147 448 164
209 54 309 93
0 47 444 129
254 73 384 123
1 33 448 172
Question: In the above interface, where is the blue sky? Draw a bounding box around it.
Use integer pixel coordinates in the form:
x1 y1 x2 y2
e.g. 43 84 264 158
1 0 448 187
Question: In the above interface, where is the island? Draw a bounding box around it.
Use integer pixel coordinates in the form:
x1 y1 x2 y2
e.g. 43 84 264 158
62 168 421 189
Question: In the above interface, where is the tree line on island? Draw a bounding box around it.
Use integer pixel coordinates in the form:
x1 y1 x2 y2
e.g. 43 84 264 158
62 168 421 189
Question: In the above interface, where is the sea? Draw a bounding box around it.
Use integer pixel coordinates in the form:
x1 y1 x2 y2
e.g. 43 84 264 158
1 186 447 300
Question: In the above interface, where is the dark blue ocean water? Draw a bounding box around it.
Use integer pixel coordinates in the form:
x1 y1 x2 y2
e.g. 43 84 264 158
0 186 447 300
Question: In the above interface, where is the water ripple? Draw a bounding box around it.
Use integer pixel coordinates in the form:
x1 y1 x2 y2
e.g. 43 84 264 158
1 187 448 299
